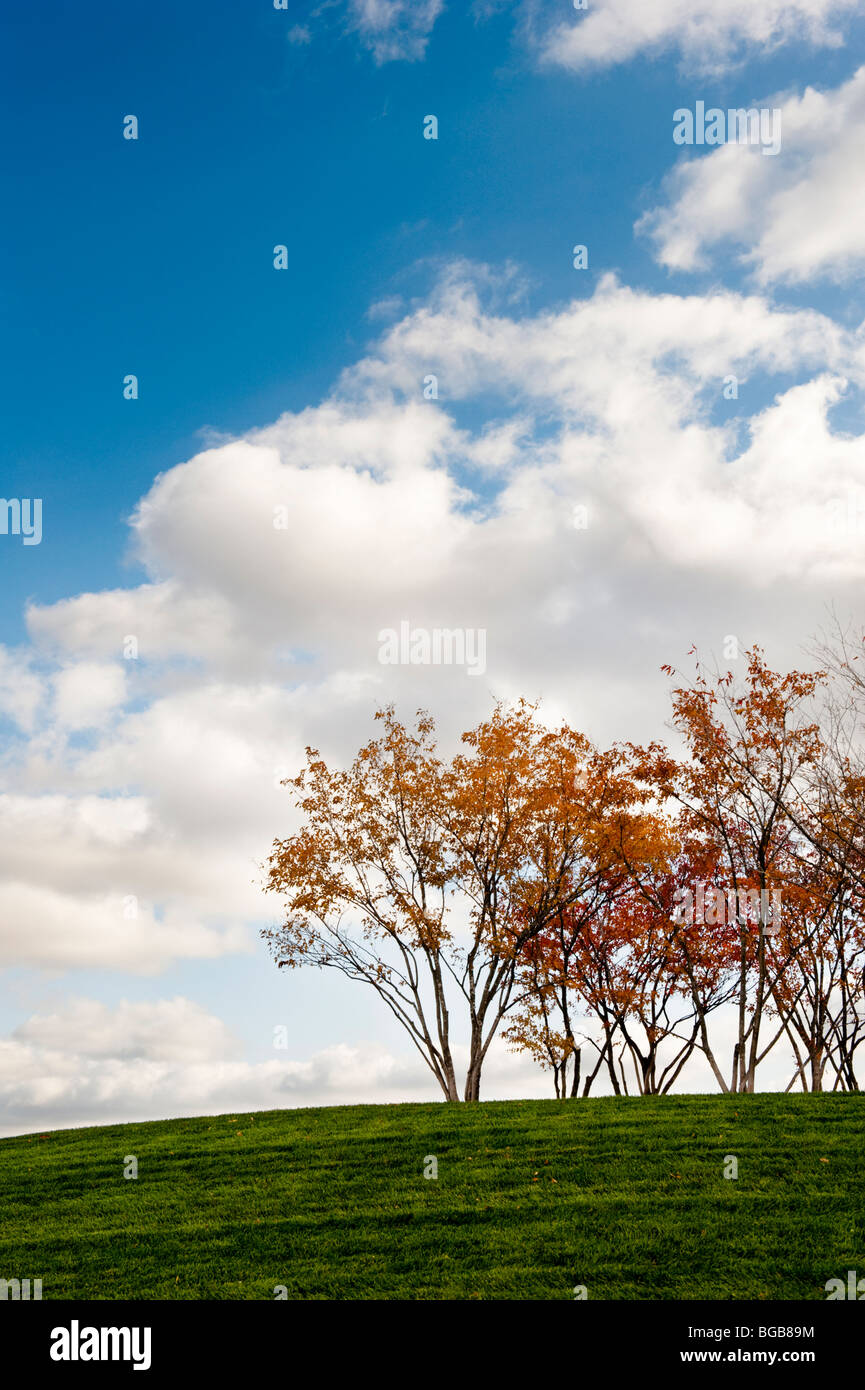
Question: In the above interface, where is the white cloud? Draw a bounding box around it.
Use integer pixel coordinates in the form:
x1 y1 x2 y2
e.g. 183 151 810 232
0 996 452 1134
14 997 240 1063
345 0 444 63
538 0 860 74
639 68 865 285
0 882 245 972
0 649 44 732
53 661 126 730
0 996 799 1135
4 266 865 1058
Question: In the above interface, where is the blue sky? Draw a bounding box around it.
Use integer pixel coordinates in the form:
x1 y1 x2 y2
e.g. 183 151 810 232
6 0 865 633
4 0 865 1130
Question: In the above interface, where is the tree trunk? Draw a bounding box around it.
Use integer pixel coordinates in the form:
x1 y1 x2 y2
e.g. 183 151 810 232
464 1021 483 1101
810 1051 825 1093
569 1047 582 1098
441 1053 460 1101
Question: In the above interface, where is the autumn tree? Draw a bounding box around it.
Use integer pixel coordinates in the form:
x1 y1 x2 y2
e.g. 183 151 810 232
502 924 591 1100
503 774 724 1099
579 866 708 1097
263 702 633 1102
502 888 623 1101
765 838 865 1091
591 802 736 1094
264 645 865 1102
644 648 826 1092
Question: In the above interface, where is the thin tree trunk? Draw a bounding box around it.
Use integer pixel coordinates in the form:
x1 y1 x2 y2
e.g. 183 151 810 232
569 1046 582 1098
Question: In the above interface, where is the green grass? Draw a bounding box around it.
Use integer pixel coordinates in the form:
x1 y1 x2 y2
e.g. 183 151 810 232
0 1094 862 1299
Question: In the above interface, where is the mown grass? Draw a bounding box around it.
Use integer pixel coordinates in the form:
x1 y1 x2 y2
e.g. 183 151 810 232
0 1094 861 1299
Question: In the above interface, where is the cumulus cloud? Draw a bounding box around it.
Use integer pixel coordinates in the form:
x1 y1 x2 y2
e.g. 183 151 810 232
640 68 865 285
538 0 859 74
4 265 865 1112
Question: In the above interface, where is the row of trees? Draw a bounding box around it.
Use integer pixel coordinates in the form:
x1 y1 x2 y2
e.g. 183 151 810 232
263 626 865 1100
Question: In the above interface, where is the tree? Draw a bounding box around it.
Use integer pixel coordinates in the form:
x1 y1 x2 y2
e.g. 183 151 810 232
502 922 594 1101
263 702 632 1101
596 800 735 1093
502 881 624 1101
648 647 826 1092
765 839 865 1091
505 774 722 1099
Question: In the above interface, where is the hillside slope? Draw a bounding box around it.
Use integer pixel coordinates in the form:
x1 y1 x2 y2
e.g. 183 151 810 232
0 1094 861 1299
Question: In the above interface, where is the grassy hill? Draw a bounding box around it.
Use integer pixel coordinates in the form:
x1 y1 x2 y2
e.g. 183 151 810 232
0 1093 862 1300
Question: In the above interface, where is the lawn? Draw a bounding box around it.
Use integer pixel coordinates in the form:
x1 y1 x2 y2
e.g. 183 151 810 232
0 1094 861 1299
